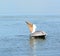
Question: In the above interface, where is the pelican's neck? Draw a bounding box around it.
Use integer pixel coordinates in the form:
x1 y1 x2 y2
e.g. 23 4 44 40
32 24 36 33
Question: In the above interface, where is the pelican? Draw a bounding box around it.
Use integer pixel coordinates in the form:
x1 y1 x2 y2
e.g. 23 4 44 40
26 21 46 38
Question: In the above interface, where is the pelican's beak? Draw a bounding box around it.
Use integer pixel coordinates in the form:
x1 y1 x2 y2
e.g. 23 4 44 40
26 21 32 25
25 21 33 33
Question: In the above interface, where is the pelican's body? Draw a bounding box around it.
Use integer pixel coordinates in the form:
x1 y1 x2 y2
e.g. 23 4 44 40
26 21 46 38
30 31 46 37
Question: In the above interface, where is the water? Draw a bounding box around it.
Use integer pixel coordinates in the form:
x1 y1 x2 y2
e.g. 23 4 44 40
0 15 60 56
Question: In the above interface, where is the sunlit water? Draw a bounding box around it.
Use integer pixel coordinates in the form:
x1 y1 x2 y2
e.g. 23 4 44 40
0 16 60 56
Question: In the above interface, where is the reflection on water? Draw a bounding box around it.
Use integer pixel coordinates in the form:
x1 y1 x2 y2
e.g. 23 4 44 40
29 37 46 56
30 37 36 49
30 37 46 48
30 37 37 56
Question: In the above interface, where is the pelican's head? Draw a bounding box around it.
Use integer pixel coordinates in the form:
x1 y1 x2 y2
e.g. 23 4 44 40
26 21 36 33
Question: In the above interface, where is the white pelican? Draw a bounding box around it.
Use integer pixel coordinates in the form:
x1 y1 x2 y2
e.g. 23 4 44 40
26 21 46 38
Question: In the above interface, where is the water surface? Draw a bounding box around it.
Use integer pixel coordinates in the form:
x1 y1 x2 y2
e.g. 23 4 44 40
0 16 60 56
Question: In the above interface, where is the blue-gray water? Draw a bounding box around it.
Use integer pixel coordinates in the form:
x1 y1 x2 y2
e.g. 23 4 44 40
0 16 60 56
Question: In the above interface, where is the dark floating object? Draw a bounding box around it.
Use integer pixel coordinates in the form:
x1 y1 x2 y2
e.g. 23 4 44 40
26 21 47 39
